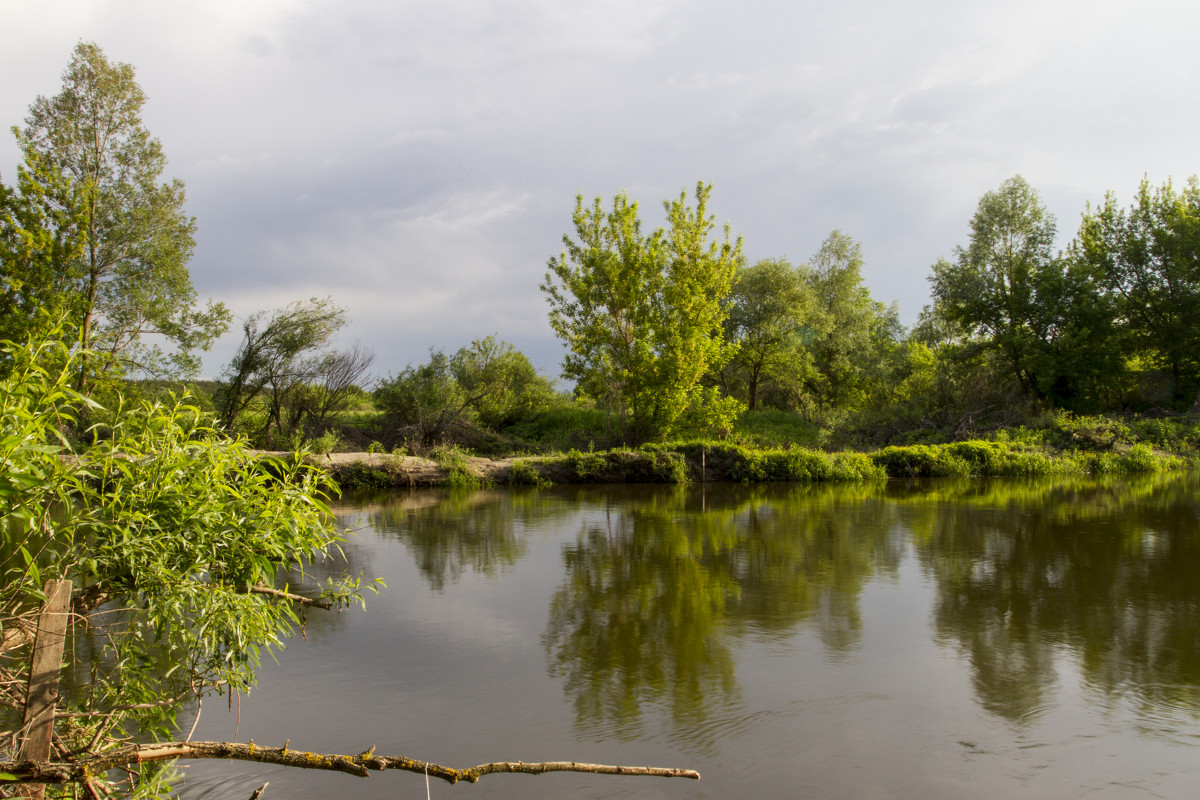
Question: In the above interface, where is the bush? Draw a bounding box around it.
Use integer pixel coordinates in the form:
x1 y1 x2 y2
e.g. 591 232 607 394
508 459 552 487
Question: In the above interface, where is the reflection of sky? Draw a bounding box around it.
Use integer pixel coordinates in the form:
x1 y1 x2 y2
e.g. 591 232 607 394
178 482 1200 800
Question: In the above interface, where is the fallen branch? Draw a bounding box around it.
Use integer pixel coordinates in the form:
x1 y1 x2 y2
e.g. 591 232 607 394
0 741 700 786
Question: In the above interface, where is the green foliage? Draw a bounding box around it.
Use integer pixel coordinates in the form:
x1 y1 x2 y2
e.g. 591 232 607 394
216 297 368 449
731 409 825 449
508 459 552 487
0 330 371 796
0 150 87 356
563 447 608 481
542 182 743 443
431 444 489 489
16 42 230 388
503 401 616 452
1075 176 1200 407
451 335 556 430
720 257 819 410
802 231 903 414
374 336 553 452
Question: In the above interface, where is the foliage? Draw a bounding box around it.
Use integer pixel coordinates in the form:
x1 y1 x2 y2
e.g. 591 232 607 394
431 444 490 489
1075 176 1200 408
719 257 818 410
15 41 230 389
0 151 87 358
800 231 904 414
502 401 616 452
0 330 370 797
542 182 743 443
451 335 556 430
374 336 554 452
217 297 372 448
507 459 552 487
931 175 1125 411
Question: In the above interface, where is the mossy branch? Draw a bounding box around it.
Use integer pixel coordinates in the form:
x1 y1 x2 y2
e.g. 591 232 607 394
0 741 701 786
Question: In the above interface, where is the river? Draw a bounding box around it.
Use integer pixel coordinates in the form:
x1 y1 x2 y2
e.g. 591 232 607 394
179 474 1200 799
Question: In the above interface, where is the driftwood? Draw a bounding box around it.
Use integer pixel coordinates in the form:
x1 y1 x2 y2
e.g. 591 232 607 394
0 741 701 786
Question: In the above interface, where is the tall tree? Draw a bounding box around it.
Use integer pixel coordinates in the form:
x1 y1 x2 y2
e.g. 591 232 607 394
1075 177 1200 407
929 176 1070 404
542 183 743 443
17 41 228 389
802 231 900 412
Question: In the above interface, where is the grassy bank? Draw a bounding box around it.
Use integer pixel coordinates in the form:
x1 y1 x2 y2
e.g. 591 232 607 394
322 432 1193 490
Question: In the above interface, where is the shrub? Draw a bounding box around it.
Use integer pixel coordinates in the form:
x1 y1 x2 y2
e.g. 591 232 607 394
508 459 552 487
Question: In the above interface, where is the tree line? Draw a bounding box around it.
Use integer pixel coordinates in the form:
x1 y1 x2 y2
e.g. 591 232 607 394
4 44 1200 458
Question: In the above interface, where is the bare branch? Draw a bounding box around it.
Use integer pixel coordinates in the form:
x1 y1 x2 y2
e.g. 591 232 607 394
0 741 700 786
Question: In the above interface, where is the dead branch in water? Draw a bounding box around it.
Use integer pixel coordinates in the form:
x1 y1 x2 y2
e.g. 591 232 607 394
0 740 701 786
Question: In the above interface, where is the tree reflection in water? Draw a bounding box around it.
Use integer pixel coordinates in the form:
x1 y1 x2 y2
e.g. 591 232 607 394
907 473 1200 728
543 483 903 750
356 474 1200 749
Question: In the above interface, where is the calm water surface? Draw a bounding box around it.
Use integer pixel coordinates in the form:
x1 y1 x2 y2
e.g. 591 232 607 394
180 474 1200 799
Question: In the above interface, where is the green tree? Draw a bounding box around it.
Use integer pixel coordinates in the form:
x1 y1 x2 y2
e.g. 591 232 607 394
450 335 555 430
801 230 901 413
929 177 1076 405
375 336 555 448
719 258 819 411
216 297 352 445
375 348 475 448
17 41 229 390
541 183 743 443
0 329 369 797
1075 177 1200 407
0 150 87 353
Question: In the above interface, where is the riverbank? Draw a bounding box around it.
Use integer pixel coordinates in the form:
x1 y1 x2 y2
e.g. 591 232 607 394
278 438 1194 489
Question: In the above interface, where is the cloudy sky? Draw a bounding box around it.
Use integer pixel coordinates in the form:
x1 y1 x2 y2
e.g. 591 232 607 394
3 0 1199 379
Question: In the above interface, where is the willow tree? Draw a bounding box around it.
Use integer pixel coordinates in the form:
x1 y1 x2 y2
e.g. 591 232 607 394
541 183 743 443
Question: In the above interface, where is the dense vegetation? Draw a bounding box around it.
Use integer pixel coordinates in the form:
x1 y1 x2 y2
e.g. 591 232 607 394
2 36 1199 799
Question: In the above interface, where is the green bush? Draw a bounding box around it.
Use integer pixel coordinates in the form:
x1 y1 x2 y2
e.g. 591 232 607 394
508 459 552 487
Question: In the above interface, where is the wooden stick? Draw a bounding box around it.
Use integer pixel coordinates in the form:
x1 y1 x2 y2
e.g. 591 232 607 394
17 580 72 800
0 741 700 786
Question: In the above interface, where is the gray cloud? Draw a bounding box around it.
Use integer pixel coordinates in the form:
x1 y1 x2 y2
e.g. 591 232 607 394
3 0 1200 378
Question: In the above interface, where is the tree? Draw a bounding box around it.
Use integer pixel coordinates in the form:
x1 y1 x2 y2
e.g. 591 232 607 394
0 328 369 797
1075 176 1200 407
719 258 819 411
929 177 1072 405
801 231 901 413
0 150 87 354
16 41 229 389
450 335 555 430
541 182 743 443
374 336 555 448
216 297 365 446
375 348 475 448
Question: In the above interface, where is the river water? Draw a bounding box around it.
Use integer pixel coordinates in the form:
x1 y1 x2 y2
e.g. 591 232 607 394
179 474 1200 799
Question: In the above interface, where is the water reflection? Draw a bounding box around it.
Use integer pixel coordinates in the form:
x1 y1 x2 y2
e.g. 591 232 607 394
906 473 1200 729
543 483 904 748
363 488 539 590
356 475 1200 746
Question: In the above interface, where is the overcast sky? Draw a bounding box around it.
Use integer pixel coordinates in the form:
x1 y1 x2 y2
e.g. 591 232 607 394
3 0 1199 379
